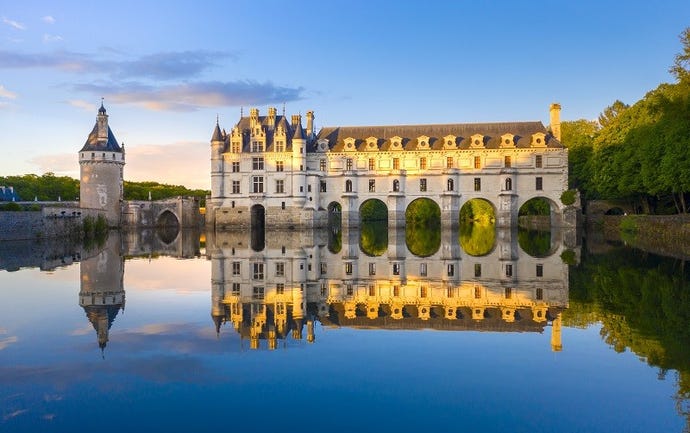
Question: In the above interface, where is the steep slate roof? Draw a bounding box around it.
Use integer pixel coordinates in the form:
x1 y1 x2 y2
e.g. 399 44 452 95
316 121 561 151
80 123 122 152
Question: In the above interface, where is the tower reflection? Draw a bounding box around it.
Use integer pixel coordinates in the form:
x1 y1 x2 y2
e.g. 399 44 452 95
207 226 571 351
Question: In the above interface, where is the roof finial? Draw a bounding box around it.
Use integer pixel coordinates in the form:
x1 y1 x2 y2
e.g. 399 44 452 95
282 102 286 116
240 106 243 118
216 113 219 125
98 97 106 114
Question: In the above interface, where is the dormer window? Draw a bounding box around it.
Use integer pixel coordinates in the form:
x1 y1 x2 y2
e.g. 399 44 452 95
275 140 285 152
344 137 356 151
443 135 457 149
231 141 241 153
366 136 378 151
531 132 547 148
470 134 485 148
390 136 403 151
417 135 430 149
500 134 515 148
317 139 329 152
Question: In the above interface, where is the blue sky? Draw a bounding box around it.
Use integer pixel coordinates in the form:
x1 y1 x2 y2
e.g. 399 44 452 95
0 0 688 189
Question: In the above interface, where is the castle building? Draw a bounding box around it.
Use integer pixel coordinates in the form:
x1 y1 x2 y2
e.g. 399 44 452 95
78 102 125 226
207 104 571 229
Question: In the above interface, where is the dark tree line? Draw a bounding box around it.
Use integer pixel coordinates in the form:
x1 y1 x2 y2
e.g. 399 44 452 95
562 28 690 214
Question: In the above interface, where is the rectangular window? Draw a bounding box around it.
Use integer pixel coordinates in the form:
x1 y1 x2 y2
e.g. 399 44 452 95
276 160 284 172
474 156 481 169
420 263 427 277
345 262 353 275
369 158 376 171
369 179 376 192
474 285 481 299
474 177 481 191
252 157 264 170
232 261 241 276
369 285 376 297
392 158 400 170
420 178 427 192
308 185 312 193
419 157 427 170
320 159 327 171
536 264 544 277
231 142 241 153
321 284 328 297
253 286 264 300
320 262 327 275
252 176 264 193
276 283 285 295
320 181 327 192
232 181 241 194
275 179 284 194
447 287 454 298
369 263 376 276
392 263 400 275
505 264 513 277
536 177 543 190
474 263 481 277
505 155 512 168
447 264 454 277
393 285 400 297
275 262 285 277
232 282 240 295
281 202 285 210
346 158 353 171
535 155 543 168
275 141 285 152
346 284 353 296
447 157 454 169
232 161 240 172
536 288 544 300
253 263 264 280
420 286 428 298
505 288 512 299
252 141 263 153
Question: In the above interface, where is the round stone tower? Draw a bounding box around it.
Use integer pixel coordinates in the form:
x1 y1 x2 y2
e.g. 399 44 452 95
79 102 125 226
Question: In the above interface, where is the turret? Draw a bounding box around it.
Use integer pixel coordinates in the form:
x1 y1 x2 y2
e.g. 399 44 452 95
79 102 125 226
550 103 561 142
291 114 307 204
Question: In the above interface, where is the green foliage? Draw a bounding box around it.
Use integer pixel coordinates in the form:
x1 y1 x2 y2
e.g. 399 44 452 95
0 202 22 211
561 189 577 206
518 229 551 257
598 100 630 128
560 249 577 265
519 198 551 216
406 224 441 257
405 199 440 226
459 221 496 256
620 215 639 234
124 181 209 206
359 221 387 256
359 199 387 221
460 199 495 224
0 173 79 201
670 27 690 82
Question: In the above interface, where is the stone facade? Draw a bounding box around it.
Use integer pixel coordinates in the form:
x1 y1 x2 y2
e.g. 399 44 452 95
207 104 572 230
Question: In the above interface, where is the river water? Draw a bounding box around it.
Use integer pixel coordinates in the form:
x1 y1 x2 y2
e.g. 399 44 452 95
0 227 688 432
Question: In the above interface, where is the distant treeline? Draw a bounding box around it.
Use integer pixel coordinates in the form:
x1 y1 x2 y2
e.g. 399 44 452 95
562 28 690 214
0 173 209 206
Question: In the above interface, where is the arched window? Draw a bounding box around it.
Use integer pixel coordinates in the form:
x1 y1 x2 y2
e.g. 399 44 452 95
447 179 454 191
393 179 400 192
505 178 512 191
345 180 353 192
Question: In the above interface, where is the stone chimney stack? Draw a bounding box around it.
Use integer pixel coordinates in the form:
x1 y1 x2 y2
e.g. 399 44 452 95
291 114 301 129
267 107 277 129
306 111 315 137
550 103 561 142
250 108 259 129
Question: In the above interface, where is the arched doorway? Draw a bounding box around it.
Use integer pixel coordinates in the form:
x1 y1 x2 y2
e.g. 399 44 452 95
459 199 496 256
250 205 265 252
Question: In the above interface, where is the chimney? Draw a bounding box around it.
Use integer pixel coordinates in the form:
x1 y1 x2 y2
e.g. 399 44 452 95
250 108 259 129
267 107 277 129
306 111 315 137
291 114 301 128
550 103 561 142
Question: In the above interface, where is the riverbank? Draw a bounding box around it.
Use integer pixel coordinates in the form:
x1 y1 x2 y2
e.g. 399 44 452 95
596 214 690 260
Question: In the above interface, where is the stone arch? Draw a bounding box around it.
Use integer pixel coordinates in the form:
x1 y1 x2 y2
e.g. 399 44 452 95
327 201 342 254
156 209 180 228
459 198 496 257
405 198 441 257
359 199 388 256
251 204 265 230
517 196 560 229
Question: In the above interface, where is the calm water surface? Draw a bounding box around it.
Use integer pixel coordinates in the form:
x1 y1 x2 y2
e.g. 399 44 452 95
0 227 688 433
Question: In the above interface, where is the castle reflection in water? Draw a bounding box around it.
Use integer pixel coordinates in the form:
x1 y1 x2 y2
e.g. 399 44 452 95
30 224 572 353
207 226 571 352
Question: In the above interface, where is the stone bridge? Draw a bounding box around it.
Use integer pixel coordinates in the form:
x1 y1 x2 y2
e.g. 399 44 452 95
122 197 201 228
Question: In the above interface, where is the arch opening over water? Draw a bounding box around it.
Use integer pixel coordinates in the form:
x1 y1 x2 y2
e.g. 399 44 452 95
460 198 496 256
359 199 387 256
405 198 441 257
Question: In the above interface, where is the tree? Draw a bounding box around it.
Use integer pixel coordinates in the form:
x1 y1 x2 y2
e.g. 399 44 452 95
598 100 630 129
670 27 690 83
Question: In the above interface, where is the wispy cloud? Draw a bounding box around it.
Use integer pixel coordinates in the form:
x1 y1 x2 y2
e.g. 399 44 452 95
3 409 28 421
43 34 63 43
0 336 18 351
75 80 304 112
42 16 55 24
67 99 96 111
0 85 17 99
0 49 234 80
2 17 25 30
